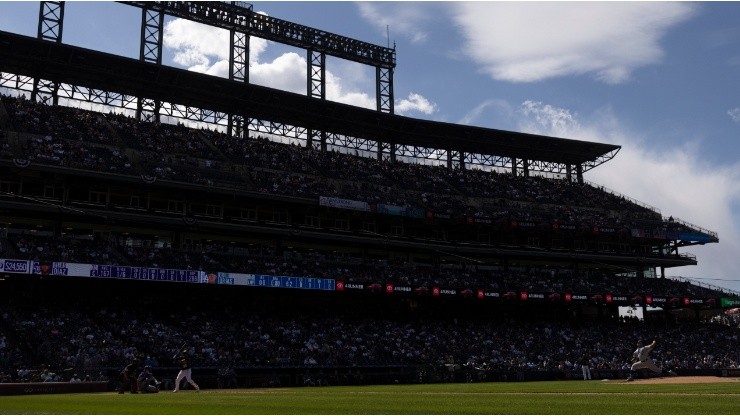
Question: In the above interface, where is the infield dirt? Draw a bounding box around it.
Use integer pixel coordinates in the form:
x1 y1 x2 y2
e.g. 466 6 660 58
625 376 740 384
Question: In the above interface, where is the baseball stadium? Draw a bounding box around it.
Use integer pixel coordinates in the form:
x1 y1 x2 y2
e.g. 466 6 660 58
0 2 738 414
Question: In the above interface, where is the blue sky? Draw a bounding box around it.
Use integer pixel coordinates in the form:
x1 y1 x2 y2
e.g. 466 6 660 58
1 1 739 293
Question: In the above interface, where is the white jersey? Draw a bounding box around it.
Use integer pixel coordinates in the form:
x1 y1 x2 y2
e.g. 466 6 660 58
633 345 651 362
631 344 661 373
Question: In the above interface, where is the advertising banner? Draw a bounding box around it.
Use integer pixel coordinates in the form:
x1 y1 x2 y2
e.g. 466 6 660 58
318 196 370 212
477 290 500 300
605 294 631 305
682 297 707 307
335 281 364 291
375 203 425 219
0 259 31 274
677 232 714 243
88 265 202 283
385 283 413 294
721 297 740 307
247 274 335 290
0 256 728 306
564 293 589 303
522 292 546 301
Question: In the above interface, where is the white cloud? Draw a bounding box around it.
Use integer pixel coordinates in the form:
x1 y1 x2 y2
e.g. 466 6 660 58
458 99 514 126
162 18 435 116
357 2 431 44
396 93 437 115
517 101 740 293
250 52 307 95
728 108 740 122
164 19 229 67
164 18 269 74
324 69 375 110
519 100 581 136
452 2 696 84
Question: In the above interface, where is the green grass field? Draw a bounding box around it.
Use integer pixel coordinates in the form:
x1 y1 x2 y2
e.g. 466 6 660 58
1 381 739 414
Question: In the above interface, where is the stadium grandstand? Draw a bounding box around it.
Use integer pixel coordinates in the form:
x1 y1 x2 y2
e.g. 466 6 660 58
0 2 738 390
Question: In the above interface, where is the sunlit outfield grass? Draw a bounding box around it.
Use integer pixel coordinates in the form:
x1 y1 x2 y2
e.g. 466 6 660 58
1 381 739 414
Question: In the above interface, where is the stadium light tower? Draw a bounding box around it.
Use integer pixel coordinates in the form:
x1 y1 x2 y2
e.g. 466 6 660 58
119 1 397 135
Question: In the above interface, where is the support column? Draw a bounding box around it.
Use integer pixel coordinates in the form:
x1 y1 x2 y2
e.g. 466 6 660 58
511 157 517 176
576 164 584 184
308 50 326 100
136 97 161 123
376 67 394 114
229 29 250 83
307 50 326 153
306 128 326 151
34 2 65 105
38 1 64 43
566 165 573 183
227 114 246 139
140 7 164 65
137 6 164 122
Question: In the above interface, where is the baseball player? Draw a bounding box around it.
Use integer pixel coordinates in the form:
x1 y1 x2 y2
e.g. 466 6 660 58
580 354 592 381
118 358 140 394
172 351 200 392
137 365 161 393
626 340 661 381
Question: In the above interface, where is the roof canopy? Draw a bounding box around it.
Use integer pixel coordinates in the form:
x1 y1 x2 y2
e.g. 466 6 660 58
0 30 620 169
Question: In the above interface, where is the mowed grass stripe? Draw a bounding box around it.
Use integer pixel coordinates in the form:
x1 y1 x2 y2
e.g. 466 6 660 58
1 382 738 414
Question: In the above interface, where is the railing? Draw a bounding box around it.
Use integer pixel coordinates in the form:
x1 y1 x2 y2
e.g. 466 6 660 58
584 182 719 241
676 252 697 262
584 180 661 214
667 217 719 240
668 275 740 297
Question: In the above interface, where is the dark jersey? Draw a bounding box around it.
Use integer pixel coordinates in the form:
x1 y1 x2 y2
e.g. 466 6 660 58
121 362 139 379
138 371 156 385
178 357 191 371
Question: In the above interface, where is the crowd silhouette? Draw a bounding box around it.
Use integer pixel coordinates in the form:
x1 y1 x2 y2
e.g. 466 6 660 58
1 94 683 235
1 94 735 389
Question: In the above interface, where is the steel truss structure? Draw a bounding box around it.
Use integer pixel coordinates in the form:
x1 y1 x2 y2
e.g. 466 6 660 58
0 2 724 286
37 1 63 43
120 1 396 113
0 2 624 179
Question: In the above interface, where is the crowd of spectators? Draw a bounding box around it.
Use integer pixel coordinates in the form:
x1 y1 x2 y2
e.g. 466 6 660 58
3 95 134 175
8 233 118 266
0 293 738 385
0 84 731 391
1 94 684 235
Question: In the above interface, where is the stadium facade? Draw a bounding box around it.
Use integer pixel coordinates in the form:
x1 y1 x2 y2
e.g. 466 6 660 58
0 2 737 389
